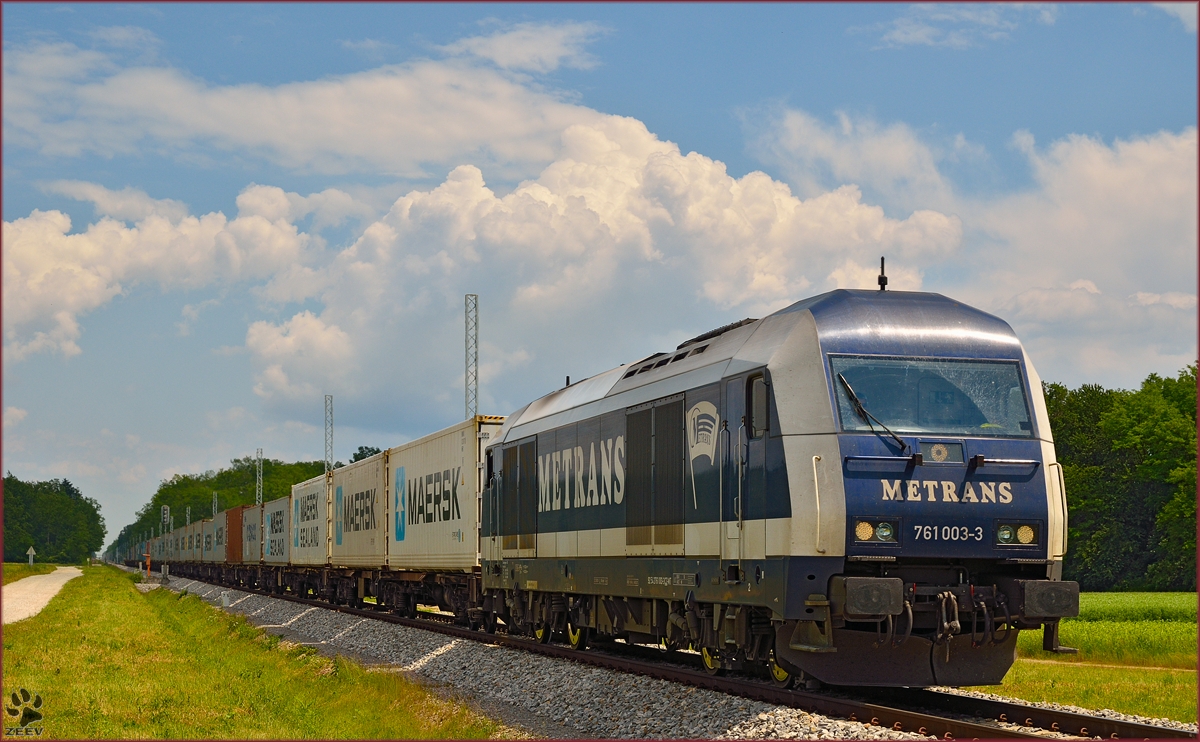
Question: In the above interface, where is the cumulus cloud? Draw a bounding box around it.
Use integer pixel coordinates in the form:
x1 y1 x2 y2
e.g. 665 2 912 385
958 127 1198 385
866 4 1058 49
2 183 316 360
89 25 161 51
43 179 189 222
751 105 1194 386
244 116 959 423
1153 2 1198 32
440 21 607 72
3 407 28 429
747 107 956 211
2 40 602 179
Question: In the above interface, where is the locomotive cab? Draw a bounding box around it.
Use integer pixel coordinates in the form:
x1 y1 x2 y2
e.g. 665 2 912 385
769 289 1079 687
479 287 1078 689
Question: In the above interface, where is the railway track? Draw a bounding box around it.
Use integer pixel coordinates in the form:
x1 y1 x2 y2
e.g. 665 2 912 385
183 578 1193 740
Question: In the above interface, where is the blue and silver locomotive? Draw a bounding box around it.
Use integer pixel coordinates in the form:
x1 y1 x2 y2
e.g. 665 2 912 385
480 288 1079 687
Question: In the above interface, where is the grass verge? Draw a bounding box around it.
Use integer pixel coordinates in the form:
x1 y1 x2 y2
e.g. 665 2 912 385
2 563 57 585
1016 619 1196 668
1077 592 1197 622
2 565 501 739
996 592 1197 723
982 658 1197 723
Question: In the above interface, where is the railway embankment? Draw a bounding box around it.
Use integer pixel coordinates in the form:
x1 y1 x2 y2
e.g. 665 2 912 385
167 573 1197 739
1 565 502 739
169 575 936 740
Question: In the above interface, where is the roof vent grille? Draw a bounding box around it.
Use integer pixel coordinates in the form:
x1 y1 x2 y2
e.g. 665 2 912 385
677 318 757 350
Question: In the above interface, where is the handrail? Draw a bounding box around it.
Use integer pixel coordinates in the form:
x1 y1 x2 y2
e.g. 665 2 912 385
974 456 1041 467
717 422 727 518
845 454 923 464
1048 461 1067 559
812 455 825 554
735 422 746 523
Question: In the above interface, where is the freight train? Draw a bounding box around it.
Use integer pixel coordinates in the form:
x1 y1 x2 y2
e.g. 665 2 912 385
126 288 1080 688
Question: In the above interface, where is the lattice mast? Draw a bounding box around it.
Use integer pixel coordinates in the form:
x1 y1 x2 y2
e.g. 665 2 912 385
255 448 263 505
325 395 334 475
465 294 479 420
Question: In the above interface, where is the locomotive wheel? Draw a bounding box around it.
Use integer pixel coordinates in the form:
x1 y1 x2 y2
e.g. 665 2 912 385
484 612 498 634
700 646 724 676
567 622 589 650
534 622 553 644
768 649 794 688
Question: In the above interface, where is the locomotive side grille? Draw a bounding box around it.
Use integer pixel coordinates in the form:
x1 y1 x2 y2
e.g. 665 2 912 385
653 524 683 545
653 399 684 544
518 441 538 550
501 445 519 543
625 408 654 543
626 525 652 546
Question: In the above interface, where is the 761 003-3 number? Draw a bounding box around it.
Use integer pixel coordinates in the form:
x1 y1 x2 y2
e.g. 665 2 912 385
913 525 983 541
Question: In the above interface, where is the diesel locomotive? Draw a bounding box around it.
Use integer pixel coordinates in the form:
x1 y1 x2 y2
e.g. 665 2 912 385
134 287 1080 689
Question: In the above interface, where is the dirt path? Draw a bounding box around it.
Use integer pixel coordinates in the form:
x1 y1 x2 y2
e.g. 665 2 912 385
3 566 82 624
1018 657 1196 673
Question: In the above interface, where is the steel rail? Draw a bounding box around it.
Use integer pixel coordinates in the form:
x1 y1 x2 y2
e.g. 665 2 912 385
176 576 1193 740
177 577 1042 739
861 687 1195 741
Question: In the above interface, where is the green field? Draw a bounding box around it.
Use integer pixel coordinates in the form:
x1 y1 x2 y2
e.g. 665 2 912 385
985 591 1197 723
1076 592 1197 623
2 565 502 739
2 562 57 585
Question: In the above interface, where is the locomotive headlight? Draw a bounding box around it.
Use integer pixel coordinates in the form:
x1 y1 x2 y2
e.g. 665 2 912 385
1017 525 1036 544
855 521 875 541
875 522 895 541
997 525 1016 544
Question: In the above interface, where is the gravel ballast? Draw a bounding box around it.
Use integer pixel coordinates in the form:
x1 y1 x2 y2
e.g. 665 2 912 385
164 576 1194 739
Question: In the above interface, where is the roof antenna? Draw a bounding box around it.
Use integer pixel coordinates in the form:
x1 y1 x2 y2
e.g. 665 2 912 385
878 256 888 291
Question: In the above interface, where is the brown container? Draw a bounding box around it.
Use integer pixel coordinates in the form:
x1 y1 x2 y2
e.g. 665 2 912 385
225 505 247 564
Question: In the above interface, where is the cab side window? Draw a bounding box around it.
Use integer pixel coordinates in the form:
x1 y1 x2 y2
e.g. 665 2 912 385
747 374 769 439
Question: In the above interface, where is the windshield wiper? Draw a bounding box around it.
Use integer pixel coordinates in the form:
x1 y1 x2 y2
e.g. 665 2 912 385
837 373 909 453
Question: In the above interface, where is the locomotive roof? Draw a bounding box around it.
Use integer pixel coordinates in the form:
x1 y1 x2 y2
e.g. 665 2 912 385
493 289 1022 443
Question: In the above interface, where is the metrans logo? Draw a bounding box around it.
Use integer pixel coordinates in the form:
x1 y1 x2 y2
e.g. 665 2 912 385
880 479 1013 504
407 467 462 524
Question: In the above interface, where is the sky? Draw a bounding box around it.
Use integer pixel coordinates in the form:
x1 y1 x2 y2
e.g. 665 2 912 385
3 3 1197 549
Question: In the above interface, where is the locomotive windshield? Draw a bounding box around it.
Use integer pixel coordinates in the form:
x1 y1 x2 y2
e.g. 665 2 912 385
829 355 1033 438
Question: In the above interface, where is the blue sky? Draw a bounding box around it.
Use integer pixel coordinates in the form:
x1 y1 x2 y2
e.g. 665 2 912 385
3 3 1196 546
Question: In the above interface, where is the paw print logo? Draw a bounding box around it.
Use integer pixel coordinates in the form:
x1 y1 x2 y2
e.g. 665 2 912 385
5 688 43 728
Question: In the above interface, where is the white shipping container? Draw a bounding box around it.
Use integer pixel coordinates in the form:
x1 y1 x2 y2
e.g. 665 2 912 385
213 511 228 563
263 495 291 564
200 519 215 562
290 475 330 566
331 453 387 568
388 416 505 572
242 504 263 564
187 522 201 562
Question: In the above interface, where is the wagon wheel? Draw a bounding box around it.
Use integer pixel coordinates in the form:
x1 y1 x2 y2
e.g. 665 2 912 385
567 622 589 651
768 648 795 689
700 646 724 676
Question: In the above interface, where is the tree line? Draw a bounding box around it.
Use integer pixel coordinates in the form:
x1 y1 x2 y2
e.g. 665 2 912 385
3 475 107 563
109 446 381 558
106 364 1197 593
1047 364 1196 591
